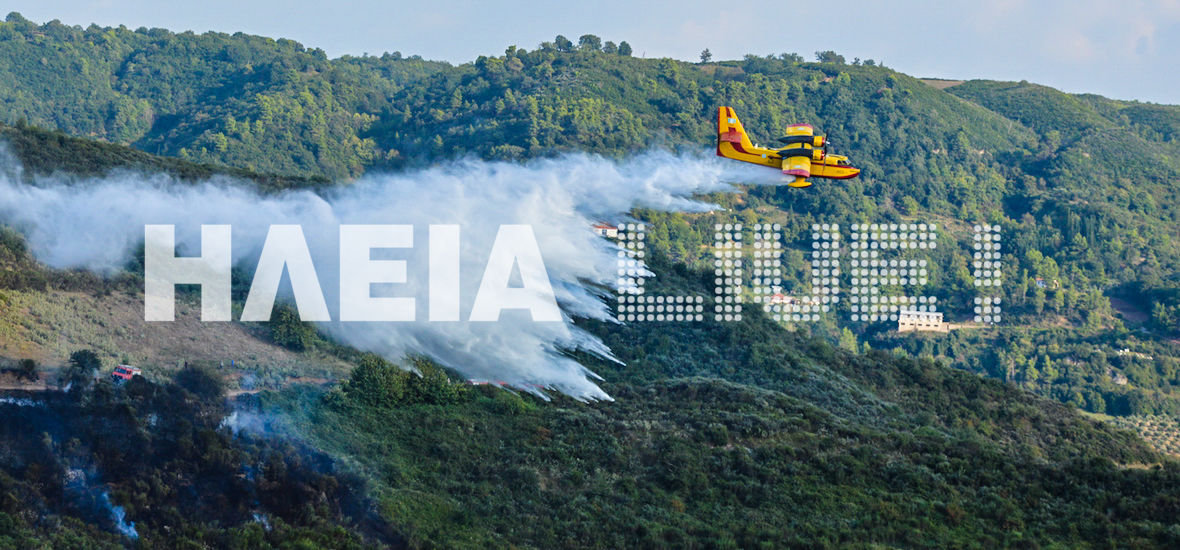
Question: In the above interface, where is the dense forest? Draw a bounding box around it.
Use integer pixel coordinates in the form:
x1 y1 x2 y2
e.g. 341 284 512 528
5 11 1180 548
3 13 1180 418
6 227 1180 547
265 251 1180 547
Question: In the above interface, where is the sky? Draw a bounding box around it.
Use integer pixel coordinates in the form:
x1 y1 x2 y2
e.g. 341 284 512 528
6 0 1180 104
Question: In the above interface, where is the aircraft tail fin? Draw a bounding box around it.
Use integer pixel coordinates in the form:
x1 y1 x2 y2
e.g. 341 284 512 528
716 106 756 155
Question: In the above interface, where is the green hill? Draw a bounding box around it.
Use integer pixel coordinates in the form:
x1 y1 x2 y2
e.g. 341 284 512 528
6 12 1180 548
0 131 1178 546
262 249 1180 548
0 13 446 179
6 13 1180 414
0 121 326 189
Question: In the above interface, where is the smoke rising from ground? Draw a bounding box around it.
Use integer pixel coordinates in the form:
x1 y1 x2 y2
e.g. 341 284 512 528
0 151 769 398
64 468 139 539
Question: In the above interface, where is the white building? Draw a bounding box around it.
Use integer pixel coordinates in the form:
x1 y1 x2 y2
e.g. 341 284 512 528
898 309 947 333
592 223 618 238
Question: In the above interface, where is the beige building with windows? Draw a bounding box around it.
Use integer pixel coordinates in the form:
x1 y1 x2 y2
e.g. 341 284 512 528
897 309 948 333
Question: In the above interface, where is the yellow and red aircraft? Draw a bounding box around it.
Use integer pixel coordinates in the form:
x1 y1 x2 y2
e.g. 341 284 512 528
716 106 860 188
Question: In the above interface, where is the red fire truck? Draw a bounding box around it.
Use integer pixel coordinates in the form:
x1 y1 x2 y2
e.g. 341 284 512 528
111 365 142 382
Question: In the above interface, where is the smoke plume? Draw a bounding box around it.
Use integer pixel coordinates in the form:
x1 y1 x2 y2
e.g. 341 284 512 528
0 151 770 399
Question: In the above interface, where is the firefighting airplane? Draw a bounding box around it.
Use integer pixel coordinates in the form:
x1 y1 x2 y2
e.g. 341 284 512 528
716 106 860 188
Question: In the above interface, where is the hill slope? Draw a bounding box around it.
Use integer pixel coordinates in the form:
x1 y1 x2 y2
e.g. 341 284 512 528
0 122 350 386
261 250 1180 548
7 13 1180 415
5 14 1180 548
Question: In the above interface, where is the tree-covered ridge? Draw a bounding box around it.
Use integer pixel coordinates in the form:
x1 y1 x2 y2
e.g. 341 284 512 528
0 12 1040 180
948 80 1116 140
0 12 447 178
260 246 1180 548
8 10 1180 406
7 17 1180 546
7 10 1180 420
0 121 326 189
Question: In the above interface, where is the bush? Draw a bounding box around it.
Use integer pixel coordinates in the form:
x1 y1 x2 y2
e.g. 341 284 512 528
174 364 225 400
267 305 317 351
17 358 36 381
343 354 468 408
65 349 102 390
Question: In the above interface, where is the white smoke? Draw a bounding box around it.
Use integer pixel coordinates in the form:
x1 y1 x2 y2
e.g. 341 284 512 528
99 490 139 540
0 396 40 406
220 409 290 437
64 468 138 540
0 151 769 399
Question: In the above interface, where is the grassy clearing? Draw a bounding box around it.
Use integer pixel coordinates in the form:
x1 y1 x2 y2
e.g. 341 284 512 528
0 287 350 388
1110 415 1180 456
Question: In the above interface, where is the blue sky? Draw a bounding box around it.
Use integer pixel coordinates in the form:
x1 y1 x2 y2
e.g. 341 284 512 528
7 0 1180 104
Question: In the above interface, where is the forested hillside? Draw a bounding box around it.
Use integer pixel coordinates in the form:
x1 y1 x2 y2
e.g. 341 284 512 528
0 13 446 178
5 12 1180 418
6 12 1180 547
